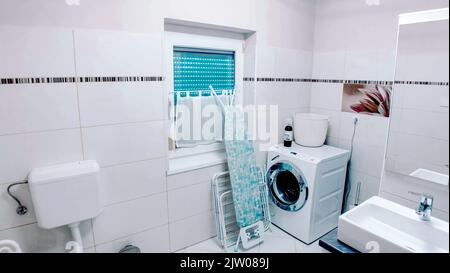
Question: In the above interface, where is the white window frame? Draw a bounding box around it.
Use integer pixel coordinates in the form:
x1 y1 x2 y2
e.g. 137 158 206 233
164 31 244 163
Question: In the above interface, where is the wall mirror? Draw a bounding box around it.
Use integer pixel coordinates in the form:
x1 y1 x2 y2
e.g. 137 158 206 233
385 9 449 186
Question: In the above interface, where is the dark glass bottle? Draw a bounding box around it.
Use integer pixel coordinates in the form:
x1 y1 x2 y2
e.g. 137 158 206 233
284 124 293 147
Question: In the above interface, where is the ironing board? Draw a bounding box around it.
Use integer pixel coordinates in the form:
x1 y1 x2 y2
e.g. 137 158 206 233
210 86 270 251
223 106 265 228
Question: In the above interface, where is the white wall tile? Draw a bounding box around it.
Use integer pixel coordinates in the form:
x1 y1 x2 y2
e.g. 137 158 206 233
256 46 276 77
376 50 396 81
74 29 162 76
0 26 76 77
396 20 449 82
312 1 351 52
0 221 94 253
169 210 216 252
166 0 253 32
400 85 449 113
255 82 273 106
0 84 79 135
391 84 405 110
396 53 450 82
0 129 83 184
168 181 212 222
101 158 166 206
167 164 227 190
397 109 449 141
82 121 166 167
275 48 312 78
388 132 449 168
339 113 389 147
0 183 36 231
256 82 310 109
325 136 340 147
310 83 343 111
252 0 315 50
78 82 164 127
312 51 346 79
345 50 380 81
95 225 170 253
299 51 314 79
391 155 449 177
243 81 256 107
244 34 257 77
348 170 381 203
348 142 386 179
297 82 312 109
92 193 168 245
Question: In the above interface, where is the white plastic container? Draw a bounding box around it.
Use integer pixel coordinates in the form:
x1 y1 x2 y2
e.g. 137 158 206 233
294 113 329 147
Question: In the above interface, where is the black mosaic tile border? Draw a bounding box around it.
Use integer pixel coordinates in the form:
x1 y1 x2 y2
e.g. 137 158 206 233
394 80 449 86
80 76 164 83
254 78 311 82
2 76 447 86
344 80 394 85
244 77 449 86
0 76 164 85
0 77 77 85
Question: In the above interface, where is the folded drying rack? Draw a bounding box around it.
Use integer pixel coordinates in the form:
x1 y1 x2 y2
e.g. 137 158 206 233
212 171 271 252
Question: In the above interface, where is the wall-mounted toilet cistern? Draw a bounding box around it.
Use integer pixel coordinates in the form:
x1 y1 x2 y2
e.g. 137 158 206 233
28 160 103 253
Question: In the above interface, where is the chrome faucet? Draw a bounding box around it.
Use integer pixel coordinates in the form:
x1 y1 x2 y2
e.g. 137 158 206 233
409 192 434 221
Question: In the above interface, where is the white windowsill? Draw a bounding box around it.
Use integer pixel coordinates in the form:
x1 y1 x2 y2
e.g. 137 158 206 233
167 149 227 176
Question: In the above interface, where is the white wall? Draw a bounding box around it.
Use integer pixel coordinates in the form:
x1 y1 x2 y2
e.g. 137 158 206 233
0 0 315 253
310 0 449 206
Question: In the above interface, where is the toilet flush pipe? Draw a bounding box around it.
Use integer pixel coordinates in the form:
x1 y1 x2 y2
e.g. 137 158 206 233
68 222 83 253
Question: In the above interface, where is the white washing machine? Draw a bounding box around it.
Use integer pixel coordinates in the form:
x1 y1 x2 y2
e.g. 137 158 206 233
266 144 350 244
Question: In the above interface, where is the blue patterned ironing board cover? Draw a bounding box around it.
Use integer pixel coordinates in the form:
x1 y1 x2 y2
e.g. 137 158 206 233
223 106 265 228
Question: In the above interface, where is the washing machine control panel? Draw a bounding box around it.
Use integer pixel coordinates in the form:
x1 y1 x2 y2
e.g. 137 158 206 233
269 145 323 164
286 151 318 164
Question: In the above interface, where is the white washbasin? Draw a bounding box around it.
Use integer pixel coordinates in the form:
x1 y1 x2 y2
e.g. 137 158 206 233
338 196 449 253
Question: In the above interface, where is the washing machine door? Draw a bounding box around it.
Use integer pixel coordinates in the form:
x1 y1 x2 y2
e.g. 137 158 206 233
266 161 308 212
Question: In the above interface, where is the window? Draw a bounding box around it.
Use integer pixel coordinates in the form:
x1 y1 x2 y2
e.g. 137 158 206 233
172 48 235 149
173 47 235 94
165 31 244 173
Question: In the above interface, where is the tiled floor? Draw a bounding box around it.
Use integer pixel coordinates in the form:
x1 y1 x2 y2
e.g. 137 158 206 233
178 225 326 253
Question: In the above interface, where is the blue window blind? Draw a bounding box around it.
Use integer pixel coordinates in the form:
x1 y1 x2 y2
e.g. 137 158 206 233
173 47 235 94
